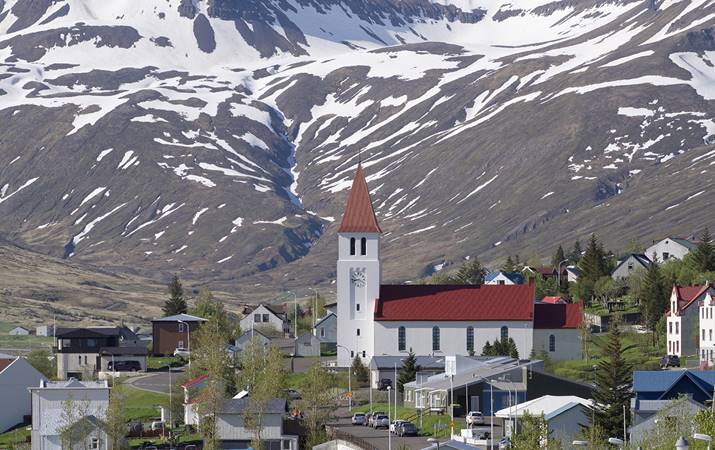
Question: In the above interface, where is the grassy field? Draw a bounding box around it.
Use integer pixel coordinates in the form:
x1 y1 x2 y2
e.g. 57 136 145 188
146 355 183 371
353 402 452 438
546 330 663 382
124 385 169 422
0 321 54 351
0 426 31 448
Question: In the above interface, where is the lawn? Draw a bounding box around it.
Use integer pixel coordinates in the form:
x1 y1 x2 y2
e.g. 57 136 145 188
353 402 452 438
546 330 663 382
124 385 169 422
0 426 31 448
0 320 54 351
146 355 183 371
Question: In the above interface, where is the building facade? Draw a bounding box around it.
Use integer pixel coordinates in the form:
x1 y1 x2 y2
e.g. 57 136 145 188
0 356 48 433
151 313 206 356
667 284 715 359
239 304 289 336
55 327 141 379
646 237 697 262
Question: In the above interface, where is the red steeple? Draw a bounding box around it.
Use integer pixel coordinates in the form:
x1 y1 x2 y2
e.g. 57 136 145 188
338 164 382 233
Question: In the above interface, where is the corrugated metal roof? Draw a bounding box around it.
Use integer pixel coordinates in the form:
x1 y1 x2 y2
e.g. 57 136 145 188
375 282 535 321
633 370 715 393
494 395 591 419
152 313 207 322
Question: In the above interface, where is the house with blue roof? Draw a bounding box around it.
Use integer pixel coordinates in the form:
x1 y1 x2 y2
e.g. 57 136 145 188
632 370 715 426
485 271 525 285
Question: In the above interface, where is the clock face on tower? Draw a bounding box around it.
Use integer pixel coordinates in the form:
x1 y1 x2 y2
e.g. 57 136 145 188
351 269 366 288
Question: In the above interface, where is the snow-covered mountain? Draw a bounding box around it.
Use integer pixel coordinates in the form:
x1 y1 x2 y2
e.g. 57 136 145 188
1 0 715 297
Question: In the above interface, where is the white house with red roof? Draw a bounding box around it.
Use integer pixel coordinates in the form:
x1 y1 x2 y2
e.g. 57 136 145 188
336 164 582 366
666 283 715 359
699 290 715 366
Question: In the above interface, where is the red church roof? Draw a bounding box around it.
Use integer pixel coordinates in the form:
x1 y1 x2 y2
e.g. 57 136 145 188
338 164 382 233
541 296 566 304
533 303 582 329
374 282 535 321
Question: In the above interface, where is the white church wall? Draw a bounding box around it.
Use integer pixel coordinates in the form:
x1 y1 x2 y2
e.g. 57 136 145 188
532 329 582 361
373 321 534 358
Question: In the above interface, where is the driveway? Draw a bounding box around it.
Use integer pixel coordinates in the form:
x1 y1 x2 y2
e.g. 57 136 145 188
127 368 185 394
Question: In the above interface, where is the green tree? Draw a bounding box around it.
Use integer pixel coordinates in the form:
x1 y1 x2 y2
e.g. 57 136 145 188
482 341 494 356
351 356 369 385
569 240 583 264
191 286 231 337
106 382 128 450
691 227 715 272
243 345 286 450
299 361 338 447
397 350 420 393
26 348 55 379
506 337 519 359
551 245 566 268
501 256 516 273
641 256 669 345
454 258 486 285
591 318 632 439
511 411 562 450
695 409 715 442
163 274 187 316
577 235 609 304
635 395 701 450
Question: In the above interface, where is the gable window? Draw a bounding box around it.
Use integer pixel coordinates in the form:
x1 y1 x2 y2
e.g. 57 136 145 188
361 237 367 256
179 322 186 332
350 238 356 256
262 314 269 322
549 334 556 352
432 326 441 351
398 327 406 352
627 262 634 271
91 438 99 449
663 252 670 260
320 328 325 338
362 351 366 358
254 314 261 323
466 327 474 353
501 326 509 341
78 355 82 365
498 280 505 285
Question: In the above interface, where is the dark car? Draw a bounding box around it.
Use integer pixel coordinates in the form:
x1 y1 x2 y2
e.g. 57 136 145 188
377 378 392 390
287 389 301 400
108 360 142 372
397 421 418 437
660 355 680 369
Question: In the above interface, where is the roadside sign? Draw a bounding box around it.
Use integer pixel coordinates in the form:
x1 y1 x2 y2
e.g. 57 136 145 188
346 391 353 398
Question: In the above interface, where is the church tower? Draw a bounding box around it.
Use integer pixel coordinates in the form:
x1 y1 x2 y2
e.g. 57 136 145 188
336 163 382 367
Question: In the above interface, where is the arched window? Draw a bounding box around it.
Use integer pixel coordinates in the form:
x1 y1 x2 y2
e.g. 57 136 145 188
501 326 509 341
357 328 360 336
432 326 441 351
466 327 474 353
350 238 356 255
549 334 556 352
398 327 406 352
361 237 367 256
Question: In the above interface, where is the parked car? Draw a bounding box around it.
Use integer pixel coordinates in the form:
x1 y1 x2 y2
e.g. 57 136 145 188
373 414 389 429
377 378 392 390
390 420 407 433
287 389 301 400
466 411 485 426
397 421 418 437
108 360 142 372
498 436 511 449
660 355 680 369
352 413 367 426
368 411 385 427
174 347 190 358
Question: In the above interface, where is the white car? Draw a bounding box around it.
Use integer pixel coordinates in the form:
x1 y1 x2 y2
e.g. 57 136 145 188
390 420 407 433
466 411 484 426
173 347 190 358
373 415 389 429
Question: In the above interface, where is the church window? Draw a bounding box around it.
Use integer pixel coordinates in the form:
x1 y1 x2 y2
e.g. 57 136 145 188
466 327 474 352
357 328 360 336
356 304 360 312
549 334 555 352
432 327 441 351
361 237 367 256
398 327 406 351
350 238 356 255
501 326 509 341
362 351 366 358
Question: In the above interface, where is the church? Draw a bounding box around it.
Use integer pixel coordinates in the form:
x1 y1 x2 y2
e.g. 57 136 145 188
335 164 582 367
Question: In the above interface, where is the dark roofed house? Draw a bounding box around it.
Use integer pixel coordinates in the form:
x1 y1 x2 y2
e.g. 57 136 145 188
151 313 207 357
647 236 699 262
612 253 651 279
533 303 583 360
54 326 142 379
211 396 299 449
239 304 290 337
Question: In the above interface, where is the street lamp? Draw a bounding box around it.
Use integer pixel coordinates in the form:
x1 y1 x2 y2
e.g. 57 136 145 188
608 437 624 449
308 287 319 325
286 291 297 338
694 433 711 450
387 386 392 450
488 379 496 444
177 320 191 368
556 258 569 287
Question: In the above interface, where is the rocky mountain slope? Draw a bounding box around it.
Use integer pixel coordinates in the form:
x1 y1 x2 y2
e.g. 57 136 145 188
1 0 714 306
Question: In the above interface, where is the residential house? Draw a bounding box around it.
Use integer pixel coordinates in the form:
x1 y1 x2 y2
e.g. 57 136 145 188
313 312 337 344
532 303 583 361
28 379 110 450
647 236 698 262
699 289 715 366
631 370 715 427
612 253 651 279
216 397 297 450
325 302 337 315
54 326 143 379
484 271 525 285
403 356 592 418
368 355 448 389
239 304 290 336
233 330 271 353
0 354 48 433
540 296 567 304
181 374 210 426
151 313 207 356
294 332 321 357
36 325 55 337
98 346 148 372
9 327 30 336
63 415 112 450
495 395 592 441
629 396 703 443
566 266 580 283
666 283 715 359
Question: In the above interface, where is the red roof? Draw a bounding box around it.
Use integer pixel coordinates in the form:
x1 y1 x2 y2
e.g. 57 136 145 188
541 296 566 304
374 282 535 321
673 283 714 313
338 164 382 233
181 373 209 389
0 358 15 373
533 303 582 329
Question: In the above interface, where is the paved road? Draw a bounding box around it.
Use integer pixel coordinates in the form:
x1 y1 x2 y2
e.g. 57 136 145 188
127 368 185 394
332 422 432 450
